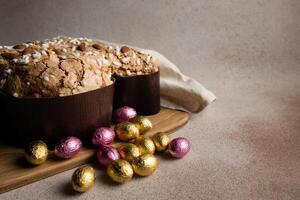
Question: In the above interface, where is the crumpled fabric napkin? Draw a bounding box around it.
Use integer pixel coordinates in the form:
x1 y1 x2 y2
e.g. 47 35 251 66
97 39 216 113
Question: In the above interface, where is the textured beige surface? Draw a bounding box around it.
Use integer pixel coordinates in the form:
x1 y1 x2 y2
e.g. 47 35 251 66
0 0 299 200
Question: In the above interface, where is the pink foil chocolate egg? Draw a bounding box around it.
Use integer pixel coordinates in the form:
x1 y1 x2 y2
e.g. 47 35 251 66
54 136 82 159
92 127 115 146
97 145 120 167
168 137 191 158
113 106 137 123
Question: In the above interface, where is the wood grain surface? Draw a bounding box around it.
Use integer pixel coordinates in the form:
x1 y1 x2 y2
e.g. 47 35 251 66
0 108 189 194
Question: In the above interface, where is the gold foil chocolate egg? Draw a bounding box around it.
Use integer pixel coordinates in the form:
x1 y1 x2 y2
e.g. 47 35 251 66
72 165 96 192
132 154 158 176
130 116 152 134
152 132 171 151
136 137 155 155
117 143 141 162
107 160 133 183
25 140 48 165
115 122 139 141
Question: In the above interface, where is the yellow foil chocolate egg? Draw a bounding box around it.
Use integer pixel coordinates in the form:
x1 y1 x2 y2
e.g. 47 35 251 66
132 154 158 176
107 160 133 183
117 143 141 162
25 140 48 165
115 122 139 141
152 132 171 151
72 165 96 192
136 137 155 155
130 116 152 134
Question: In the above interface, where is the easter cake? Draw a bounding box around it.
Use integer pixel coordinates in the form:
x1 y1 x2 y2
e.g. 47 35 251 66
0 36 160 146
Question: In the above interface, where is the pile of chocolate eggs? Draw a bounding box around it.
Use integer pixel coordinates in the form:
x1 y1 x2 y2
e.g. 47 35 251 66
24 106 191 193
94 106 191 185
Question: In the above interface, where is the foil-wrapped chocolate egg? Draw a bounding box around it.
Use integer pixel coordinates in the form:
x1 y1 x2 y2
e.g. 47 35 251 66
107 160 133 183
25 140 48 165
136 137 155 155
72 165 96 192
113 106 137 123
117 143 141 162
54 136 82 159
132 154 158 176
97 145 120 167
115 122 139 141
130 116 152 134
152 132 171 151
168 137 191 158
92 127 115 146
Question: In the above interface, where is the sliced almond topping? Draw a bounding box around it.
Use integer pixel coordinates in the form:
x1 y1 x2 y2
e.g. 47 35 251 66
41 43 49 50
41 50 48 56
32 51 42 59
12 55 30 64
102 58 109 65
113 61 122 67
121 57 130 64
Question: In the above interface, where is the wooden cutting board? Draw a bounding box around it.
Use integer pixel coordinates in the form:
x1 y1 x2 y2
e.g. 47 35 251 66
0 108 189 194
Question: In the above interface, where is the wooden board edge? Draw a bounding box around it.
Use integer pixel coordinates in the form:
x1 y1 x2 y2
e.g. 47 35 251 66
0 149 95 194
0 109 189 194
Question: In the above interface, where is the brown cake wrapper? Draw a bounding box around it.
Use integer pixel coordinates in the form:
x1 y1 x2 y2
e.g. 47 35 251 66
113 71 160 115
0 83 115 148
0 72 160 147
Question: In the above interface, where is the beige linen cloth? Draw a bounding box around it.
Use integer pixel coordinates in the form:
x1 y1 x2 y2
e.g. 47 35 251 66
99 39 216 113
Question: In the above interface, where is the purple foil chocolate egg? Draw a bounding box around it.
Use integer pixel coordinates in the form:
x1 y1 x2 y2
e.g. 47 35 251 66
97 145 120 167
92 127 115 146
168 137 191 158
113 106 137 123
54 136 82 159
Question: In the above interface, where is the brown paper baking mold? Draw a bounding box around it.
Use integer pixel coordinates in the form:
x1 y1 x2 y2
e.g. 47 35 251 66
0 83 114 148
113 71 160 115
0 71 160 147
